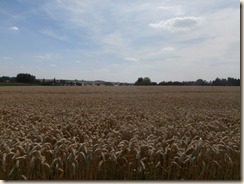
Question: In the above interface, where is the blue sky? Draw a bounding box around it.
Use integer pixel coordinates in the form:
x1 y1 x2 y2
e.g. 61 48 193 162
0 0 240 82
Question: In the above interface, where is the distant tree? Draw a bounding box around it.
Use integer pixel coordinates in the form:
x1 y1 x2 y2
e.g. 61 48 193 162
167 81 173 85
156 77 239 86
195 79 206 86
227 77 240 86
60 80 67 85
104 82 114 86
151 82 157 85
212 78 220 85
158 81 166 85
16 73 36 83
143 77 151 85
135 77 152 85
212 78 227 86
0 76 11 82
135 77 144 85
172 81 182 85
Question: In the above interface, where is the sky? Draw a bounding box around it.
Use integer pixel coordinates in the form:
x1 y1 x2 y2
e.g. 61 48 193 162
0 0 240 83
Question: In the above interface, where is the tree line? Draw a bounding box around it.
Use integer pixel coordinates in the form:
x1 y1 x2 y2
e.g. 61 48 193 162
0 73 240 86
135 77 240 86
0 73 36 83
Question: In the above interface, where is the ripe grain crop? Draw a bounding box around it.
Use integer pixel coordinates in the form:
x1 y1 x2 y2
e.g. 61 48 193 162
0 86 240 180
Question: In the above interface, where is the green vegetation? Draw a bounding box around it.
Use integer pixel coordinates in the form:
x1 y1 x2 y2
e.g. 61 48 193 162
0 73 41 86
16 73 36 83
0 73 240 86
135 77 157 85
0 82 40 86
135 77 240 86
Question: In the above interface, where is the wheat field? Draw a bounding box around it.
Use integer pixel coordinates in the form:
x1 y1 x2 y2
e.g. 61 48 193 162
0 86 240 180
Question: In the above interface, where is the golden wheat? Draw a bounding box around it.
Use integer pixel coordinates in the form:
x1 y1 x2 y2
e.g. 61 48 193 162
0 86 240 180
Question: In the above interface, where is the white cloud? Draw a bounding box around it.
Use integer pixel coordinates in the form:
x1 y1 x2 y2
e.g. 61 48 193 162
40 29 67 41
124 57 140 62
158 6 183 15
149 17 204 32
36 53 61 62
9 26 19 31
36 54 53 60
42 0 102 31
159 6 177 10
103 32 127 47
162 47 175 51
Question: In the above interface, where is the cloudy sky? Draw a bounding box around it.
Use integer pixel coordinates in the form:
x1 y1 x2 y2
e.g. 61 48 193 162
0 0 240 83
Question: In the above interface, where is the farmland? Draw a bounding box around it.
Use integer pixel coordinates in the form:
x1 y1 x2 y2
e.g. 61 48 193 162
0 86 240 180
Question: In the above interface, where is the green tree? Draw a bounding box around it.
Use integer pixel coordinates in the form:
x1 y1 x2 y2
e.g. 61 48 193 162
135 77 144 85
16 73 36 83
143 77 151 85
195 79 206 85
135 77 152 85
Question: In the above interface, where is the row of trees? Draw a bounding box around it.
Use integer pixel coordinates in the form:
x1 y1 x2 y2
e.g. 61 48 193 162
0 74 129 86
15 73 36 83
0 76 16 83
0 74 37 83
0 74 240 86
0 74 62 86
135 77 240 86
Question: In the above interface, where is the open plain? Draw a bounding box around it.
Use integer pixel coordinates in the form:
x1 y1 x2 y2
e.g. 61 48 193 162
0 86 240 180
